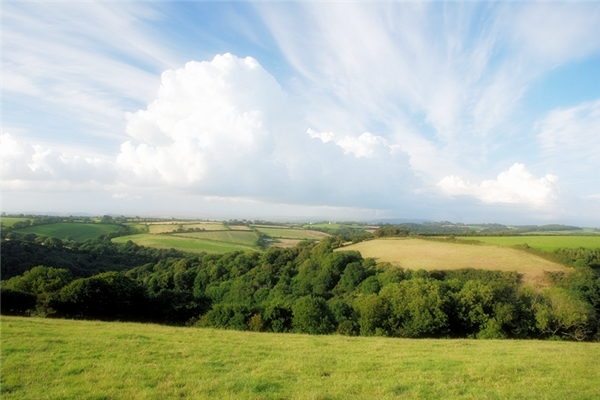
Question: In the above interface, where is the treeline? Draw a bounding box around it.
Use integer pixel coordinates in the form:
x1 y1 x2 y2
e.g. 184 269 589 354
1 214 132 231
1 237 183 279
2 237 598 341
370 222 588 236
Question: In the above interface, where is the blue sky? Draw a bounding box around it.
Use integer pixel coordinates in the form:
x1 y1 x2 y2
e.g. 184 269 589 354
2 1 599 225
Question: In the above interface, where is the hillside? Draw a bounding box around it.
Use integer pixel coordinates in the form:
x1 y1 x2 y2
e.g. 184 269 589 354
2 316 599 399
341 238 570 287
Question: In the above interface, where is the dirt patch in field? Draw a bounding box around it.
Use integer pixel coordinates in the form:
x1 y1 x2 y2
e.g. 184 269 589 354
341 238 570 288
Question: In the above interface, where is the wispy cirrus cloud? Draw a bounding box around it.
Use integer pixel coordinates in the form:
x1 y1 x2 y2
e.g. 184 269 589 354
2 2 599 224
537 100 600 173
257 2 600 185
2 2 177 143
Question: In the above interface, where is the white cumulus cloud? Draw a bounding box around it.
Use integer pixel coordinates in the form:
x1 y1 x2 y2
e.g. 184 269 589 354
116 53 416 207
307 129 400 159
116 53 289 193
438 163 559 206
1 133 115 191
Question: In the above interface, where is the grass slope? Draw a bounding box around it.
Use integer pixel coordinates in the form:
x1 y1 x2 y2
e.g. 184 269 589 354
13 223 119 242
0 217 30 227
112 233 257 254
173 230 258 245
146 222 226 234
254 227 329 240
342 238 568 286
457 236 600 252
2 316 599 399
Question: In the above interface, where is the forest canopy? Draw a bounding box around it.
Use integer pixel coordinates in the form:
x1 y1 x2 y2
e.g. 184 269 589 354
2 234 599 341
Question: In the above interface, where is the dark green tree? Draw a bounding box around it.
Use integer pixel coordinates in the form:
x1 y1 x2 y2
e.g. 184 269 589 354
292 295 335 334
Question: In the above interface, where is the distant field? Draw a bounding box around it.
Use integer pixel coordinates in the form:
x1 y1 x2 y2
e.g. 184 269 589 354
342 238 568 287
459 236 600 252
173 230 258 246
112 233 257 254
124 223 148 232
146 222 226 234
2 316 599 399
305 223 343 230
228 225 251 231
12 223 119 242
255 227 329 240
1 217 30 227
270 238 303 248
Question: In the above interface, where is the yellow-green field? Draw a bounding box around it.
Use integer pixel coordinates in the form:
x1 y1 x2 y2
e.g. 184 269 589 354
172 230 258 245
270 238 305 248
456 236 600 252
0 217 30 227
2 316 598 400
112 233 257 254
145 222 226 234
341 238 569 286
11 223 119 241
254 227 329 240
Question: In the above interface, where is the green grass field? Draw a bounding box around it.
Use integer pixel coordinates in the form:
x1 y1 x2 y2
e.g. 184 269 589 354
12 223 119 242
455 236 600 252
0 217 30 227
342 238 568 287
173 230 258 246
254 227 329 240
146 222 226 234
2 316 598 399
112 233 258 254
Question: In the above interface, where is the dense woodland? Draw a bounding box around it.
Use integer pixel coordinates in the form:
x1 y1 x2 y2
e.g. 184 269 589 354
2 232 599 341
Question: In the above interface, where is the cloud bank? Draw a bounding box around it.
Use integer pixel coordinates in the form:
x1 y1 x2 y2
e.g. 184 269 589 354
438 163 559 207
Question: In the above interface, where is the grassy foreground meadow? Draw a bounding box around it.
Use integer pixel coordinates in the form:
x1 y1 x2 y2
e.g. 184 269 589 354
2 317 599 400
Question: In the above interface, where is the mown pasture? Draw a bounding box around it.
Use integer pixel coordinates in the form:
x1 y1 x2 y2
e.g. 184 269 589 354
2 316 598 400
112 233 259 254
342 238 569 287
456 235 600 252
11 223 119 242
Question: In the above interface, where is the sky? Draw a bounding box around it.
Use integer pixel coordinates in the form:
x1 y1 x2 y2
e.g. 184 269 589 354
2 1 599 226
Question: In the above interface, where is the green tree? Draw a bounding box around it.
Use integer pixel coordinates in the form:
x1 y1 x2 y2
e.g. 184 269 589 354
2 266 71 294
535 288 597 341
50 272 145 321
380 279 449 337
354 293 390 336
292 295 335 334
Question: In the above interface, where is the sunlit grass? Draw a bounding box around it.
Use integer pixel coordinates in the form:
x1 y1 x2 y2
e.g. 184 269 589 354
12 223 119 241
0 217 30 227
457 236 600 252
341 238 568 287
173 230 258 245
146 222 226 234
2 316 599 399
112 233 257 254
254 227 329 240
